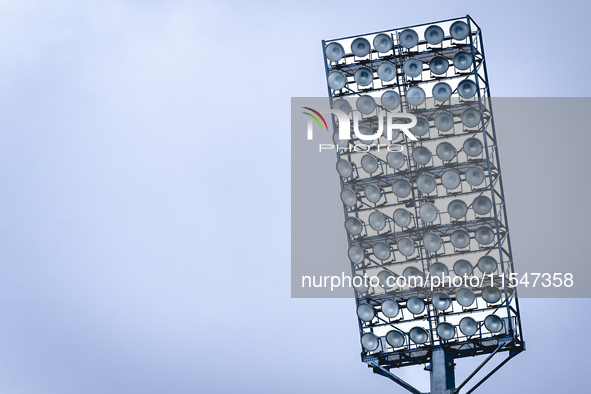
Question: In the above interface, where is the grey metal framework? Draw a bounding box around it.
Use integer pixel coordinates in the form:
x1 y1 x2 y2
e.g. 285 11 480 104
321 15 524 394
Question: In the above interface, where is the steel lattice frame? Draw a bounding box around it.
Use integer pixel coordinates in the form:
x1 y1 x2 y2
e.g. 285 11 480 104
321 15 524 392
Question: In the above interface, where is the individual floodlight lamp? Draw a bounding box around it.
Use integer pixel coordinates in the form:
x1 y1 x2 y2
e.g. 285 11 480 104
386 330 405 347
381 91 400 110
364 185 382 203
373 241 391 260
409 327 428 344
437 322 456 340
382 300 400 318
373 34 393 53
424 25 444 44
399 29 418 48
351 37 371 57
325 42 345 62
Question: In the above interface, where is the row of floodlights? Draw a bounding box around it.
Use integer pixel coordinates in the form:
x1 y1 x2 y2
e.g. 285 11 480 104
338 147 485 183
358 288 502 321
329 52 472 88
338 137 483 176
346 217 495 248
361 314 503 351
352 256 499 282
328 73 478 102
330 82 478 113
344 198 492 237
334 98 480 128
325 20 472 62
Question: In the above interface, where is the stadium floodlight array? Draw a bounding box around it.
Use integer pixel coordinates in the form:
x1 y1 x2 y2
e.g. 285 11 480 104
322 15 524 394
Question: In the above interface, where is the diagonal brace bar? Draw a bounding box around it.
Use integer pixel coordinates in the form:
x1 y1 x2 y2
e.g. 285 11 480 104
370 362 423 394
455 339 510 392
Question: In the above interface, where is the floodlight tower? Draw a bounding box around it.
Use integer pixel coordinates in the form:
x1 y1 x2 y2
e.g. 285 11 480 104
322 15 524 394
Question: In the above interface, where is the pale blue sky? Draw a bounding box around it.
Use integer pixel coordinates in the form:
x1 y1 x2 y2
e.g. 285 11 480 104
0 0 588 393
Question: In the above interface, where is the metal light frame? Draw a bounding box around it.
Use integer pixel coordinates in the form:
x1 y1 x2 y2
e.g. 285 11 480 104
321 15 524 394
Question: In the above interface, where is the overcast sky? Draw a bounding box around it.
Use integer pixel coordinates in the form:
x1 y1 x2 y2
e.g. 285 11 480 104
0 0 588 393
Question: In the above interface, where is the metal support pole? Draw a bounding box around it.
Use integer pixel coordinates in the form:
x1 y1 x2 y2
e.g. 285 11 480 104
430 348 455 394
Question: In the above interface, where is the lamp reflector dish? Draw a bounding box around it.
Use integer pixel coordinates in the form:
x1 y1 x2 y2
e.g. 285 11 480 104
461 108 480 127
393 209 412 227
399 29 419 48
456 287 476 307
437 322 456 340
354 66 373 86
336 159 352 178
453 259 473 276
345 217 363 235
378 270 395 288
410 116 429 136
464 137 483 157
378 62 396 82
325 42 345 62
351 37 371 57
419 202 438 222
340 188 357 206
382 300 400 318
482 286 502 303
423 232 442 252
382 90 401 110
475 226 495 245
478 255 498 274
403 58 423 78
373 33 393 53
387 151 405 169
484 315 503 333
425 25 444 45
369 212 387 232
430 56 449 75
328 71 346 90
450 229 470 248
361 333 380 351
407 297 425 314
333 132 348 149
430 263 449 280
459 317 478 336
353 274 369 293
392 179 412 198
332 98 352 115
465 167 485 186
434 112 454 131
458 79 477 98
442 170 461 189
448 199 468 219
348 245 365 264
433 82 452 102
412 146 431 165
437 142 456 161
373 241 391 260
406 86 426 106
397 237 415 256
361 154 379 173
357 303 375 322
403 266 422 283
364 184 381 203
357 95 376 115
450 21 470 40
409 327 428 344
453 51 473 70
417 174 436 194
432 292 451 311
386 330 405 347
473 195 492 215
